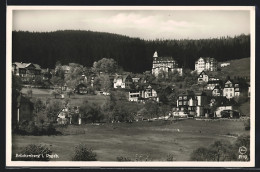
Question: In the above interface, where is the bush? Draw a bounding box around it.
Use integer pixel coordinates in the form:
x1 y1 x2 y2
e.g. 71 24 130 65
15 120 59 136
12 144 52 161
116 156 132 161
46 123 57 135
71 143 97 161
166 153 175 161
244 119 250 131
190 137 250 161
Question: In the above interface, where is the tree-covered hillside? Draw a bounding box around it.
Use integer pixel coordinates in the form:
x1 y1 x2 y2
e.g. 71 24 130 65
12 30 250 73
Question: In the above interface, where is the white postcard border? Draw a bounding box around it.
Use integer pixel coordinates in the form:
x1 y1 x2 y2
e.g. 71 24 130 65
6 5 256 167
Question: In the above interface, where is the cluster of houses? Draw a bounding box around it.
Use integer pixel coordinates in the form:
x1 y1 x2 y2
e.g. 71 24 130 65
12 51 250 125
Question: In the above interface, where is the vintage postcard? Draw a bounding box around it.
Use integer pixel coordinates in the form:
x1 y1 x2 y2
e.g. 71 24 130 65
6 6 255 167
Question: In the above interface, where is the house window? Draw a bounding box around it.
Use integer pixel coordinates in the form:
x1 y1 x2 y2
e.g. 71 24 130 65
183 101 187 105
179 102 182 105
179 97 182 100
183 96 187 100
230 93 232 97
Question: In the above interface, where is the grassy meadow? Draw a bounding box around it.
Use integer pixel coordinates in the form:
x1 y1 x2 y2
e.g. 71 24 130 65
21 87 110 106
12 119 249 161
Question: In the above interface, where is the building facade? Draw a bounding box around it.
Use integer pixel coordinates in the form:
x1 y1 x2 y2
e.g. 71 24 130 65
152 51 182 77
12 62 42 82
113 75 133 89
197 71 209 83
223 80 240 99
128 85 159 102
195 57 218 74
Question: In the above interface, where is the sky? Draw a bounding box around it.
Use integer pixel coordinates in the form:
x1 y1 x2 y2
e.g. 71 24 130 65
12 10 251 40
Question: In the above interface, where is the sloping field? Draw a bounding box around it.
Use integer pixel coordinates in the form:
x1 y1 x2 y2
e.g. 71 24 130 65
12 119 249 161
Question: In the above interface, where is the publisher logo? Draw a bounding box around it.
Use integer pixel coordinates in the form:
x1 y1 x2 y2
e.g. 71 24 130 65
238 146 248 160
239 146 247 155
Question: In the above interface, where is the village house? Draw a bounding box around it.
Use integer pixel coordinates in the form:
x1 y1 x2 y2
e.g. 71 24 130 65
57 106 81 125
214 105 233 118
206 78 222 90
220 62 230 67
12 62 42 82
128 85 159 102
113 74 133 89
75 83 88 94
152 51 183 77
132 77 140 83
195 57 218 74
41 68 54 81
223 80 240 99
197 71 209 83
212 85 222 96
141 85 159 102
175 91 208 117
129 90 141 102
57 106 70 125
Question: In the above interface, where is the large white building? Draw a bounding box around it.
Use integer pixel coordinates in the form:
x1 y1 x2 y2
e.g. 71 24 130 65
195 57 218 74
152 51 182 77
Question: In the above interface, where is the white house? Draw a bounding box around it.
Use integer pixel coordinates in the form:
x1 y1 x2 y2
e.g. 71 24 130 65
57 106 71 125
197 71 209 83
129 90 141 102
113 74 133 89
212 85 222 96
220 63 230 67
215 106 233 118
141 85 159 102
223 80 240 99
195 57 218 74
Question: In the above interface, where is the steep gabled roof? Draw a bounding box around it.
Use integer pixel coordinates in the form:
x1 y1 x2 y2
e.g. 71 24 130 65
154 56 176 62
113 74 132 83
13 62 41 70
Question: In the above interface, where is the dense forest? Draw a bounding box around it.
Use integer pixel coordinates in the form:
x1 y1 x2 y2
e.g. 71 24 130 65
12 30 250 73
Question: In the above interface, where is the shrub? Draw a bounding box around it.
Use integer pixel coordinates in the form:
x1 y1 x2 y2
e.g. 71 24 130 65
190 137 250 161
190 147 215 161
244 119 250 131
166 153 175 161
116 156 132 161
46 123 56 135
13 144 52 161
27 121 39 135
134 154 151 161
71 143 97 161
15 120 59 136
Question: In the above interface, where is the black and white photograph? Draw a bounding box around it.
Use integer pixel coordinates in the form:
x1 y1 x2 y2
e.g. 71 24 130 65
6 6 255 167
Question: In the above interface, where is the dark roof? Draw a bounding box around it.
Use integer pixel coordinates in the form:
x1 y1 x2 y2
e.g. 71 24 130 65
154 56 176 61
179 90 195 96
207 80 221 84
213 85 222 90
198 71 208 77
194 91 207 96
76 83 87 88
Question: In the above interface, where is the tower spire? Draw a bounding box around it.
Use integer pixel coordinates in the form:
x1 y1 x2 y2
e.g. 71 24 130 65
153 51 158 58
